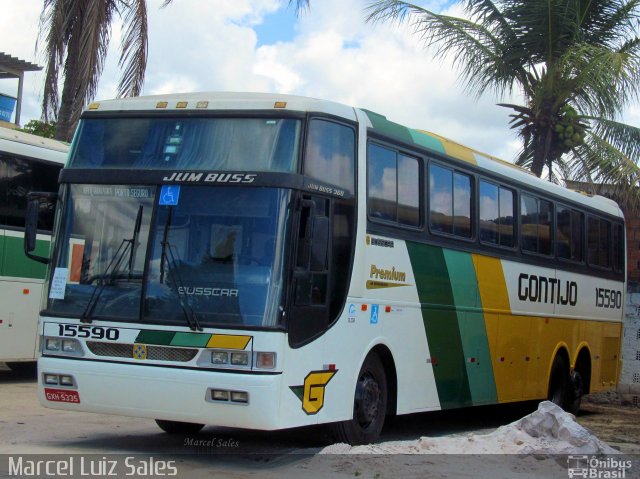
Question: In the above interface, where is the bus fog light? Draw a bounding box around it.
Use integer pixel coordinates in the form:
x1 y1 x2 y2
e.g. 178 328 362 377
211 351 229 365
62 339 81 353
230 391 248 403
59 375 74 386
230 352 249 366
255 352 276 369
211 389 229 401
44 374 59 385
45 338 61 351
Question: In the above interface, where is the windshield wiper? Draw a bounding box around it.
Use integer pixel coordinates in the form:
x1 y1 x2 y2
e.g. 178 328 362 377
80 205 144 323
159 208 202 332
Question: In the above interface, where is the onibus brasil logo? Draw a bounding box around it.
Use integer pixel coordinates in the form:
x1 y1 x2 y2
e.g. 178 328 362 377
567 456 632 478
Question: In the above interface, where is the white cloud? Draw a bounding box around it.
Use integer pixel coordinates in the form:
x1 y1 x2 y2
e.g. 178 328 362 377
2 0 638 165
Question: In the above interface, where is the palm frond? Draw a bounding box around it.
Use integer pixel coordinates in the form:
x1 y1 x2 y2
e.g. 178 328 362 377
567 128 640 209
289 0 310 14
584 115 640 165
581 0 640 48
38 0 72 121
560 42 640 117
117 0 148 97
67 0 115 130
365 1 529 98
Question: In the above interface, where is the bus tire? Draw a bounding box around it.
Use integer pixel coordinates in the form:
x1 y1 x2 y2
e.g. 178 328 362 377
547 355 568 408
155 419 204 435
565 370 583 415
332 353 387 445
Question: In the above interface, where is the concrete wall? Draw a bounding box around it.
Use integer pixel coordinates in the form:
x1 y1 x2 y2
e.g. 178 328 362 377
618 284 640 406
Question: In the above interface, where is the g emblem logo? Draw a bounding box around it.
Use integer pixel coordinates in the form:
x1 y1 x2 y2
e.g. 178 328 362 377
290 370 338 415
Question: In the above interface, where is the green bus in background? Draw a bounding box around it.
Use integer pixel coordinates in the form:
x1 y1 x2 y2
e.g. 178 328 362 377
0 125 66 371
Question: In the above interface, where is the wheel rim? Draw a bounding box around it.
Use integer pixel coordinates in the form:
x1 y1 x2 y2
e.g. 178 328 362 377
354 371 382 430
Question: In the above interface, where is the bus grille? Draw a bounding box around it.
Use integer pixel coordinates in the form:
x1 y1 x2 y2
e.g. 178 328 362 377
86 342 198 362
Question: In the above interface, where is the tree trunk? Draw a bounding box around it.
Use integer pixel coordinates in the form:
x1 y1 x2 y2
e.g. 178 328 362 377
54 19 83 143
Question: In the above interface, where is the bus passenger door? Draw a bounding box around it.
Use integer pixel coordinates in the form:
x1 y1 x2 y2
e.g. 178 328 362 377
289 195 331 347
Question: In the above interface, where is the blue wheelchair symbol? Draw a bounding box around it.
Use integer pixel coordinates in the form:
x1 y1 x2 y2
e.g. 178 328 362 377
370 304 379 324
159 185 180 206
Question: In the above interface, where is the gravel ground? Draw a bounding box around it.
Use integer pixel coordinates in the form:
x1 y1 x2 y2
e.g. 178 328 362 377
1 364 638 478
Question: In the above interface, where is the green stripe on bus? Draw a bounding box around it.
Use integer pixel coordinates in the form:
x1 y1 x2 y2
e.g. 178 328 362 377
362 109 414 144
0 234 49 279
170 332 211 348
442 249 498 405
406 242 472 409
408 129 446 154
135 330 176 345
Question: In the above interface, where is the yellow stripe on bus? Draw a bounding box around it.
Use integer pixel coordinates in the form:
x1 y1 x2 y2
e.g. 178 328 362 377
417 130 478 165
206 334 252 350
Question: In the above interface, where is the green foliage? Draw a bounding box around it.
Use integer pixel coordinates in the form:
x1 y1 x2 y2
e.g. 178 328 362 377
18 120 57 139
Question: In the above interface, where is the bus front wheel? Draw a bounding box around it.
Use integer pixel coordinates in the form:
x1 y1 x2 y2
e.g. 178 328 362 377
155 419 204 435
332 353 387 445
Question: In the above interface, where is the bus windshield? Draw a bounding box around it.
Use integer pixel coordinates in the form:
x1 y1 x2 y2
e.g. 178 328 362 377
47 185 291 329
69 117 301 171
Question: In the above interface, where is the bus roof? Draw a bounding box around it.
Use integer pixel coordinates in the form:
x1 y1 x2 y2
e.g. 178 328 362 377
0 125 68 165
84 91 623 219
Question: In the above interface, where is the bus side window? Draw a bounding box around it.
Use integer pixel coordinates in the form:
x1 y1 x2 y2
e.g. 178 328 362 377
368 144 420 227
304 119 355 194
557 206 584 262
613 223 624 273
588 216 611 268
521 194 552 255
429 164 471 238
2 153 60 231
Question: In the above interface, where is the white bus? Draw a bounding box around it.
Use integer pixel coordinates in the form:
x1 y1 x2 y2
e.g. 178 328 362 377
29 93 624 444
1 126 66 371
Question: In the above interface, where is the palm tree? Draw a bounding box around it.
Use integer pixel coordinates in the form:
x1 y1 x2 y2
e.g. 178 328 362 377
363 1 640 206
38 0 173 142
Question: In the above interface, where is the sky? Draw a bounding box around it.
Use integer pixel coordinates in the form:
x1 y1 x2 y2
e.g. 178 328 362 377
2 0 639 163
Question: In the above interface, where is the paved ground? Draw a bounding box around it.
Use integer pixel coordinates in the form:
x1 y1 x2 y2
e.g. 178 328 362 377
1 364 638 478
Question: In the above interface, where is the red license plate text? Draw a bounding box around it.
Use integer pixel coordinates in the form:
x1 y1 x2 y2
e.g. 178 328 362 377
44 388 80 403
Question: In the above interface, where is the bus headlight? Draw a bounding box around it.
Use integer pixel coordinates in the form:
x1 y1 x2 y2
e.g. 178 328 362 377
62 339 81 353
42 336 84 357
230 352 249 366
45 338 61 351
211 351 229 365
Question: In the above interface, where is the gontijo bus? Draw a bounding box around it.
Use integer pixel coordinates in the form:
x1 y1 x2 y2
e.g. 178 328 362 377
27 92 624 444
1 125 66 370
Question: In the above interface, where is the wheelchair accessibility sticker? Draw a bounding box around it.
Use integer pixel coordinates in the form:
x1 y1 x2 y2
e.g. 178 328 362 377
370 304 379 325
159 185 180 206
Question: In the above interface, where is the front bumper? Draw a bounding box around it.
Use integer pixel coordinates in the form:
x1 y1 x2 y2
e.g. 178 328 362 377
38 357 283 430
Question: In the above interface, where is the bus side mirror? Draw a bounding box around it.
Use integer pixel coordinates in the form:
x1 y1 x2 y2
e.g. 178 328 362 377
24 193 56 265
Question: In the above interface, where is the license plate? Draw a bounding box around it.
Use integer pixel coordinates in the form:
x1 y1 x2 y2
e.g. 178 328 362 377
44 388 80 403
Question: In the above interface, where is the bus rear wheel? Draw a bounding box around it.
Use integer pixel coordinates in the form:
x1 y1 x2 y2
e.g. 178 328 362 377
547 355 568 408
332 353 387 445
565 370 584 415
155 419 204 435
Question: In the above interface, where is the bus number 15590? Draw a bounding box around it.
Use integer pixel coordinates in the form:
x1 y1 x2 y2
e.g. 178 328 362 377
58 324 120 340
595 288 622 309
